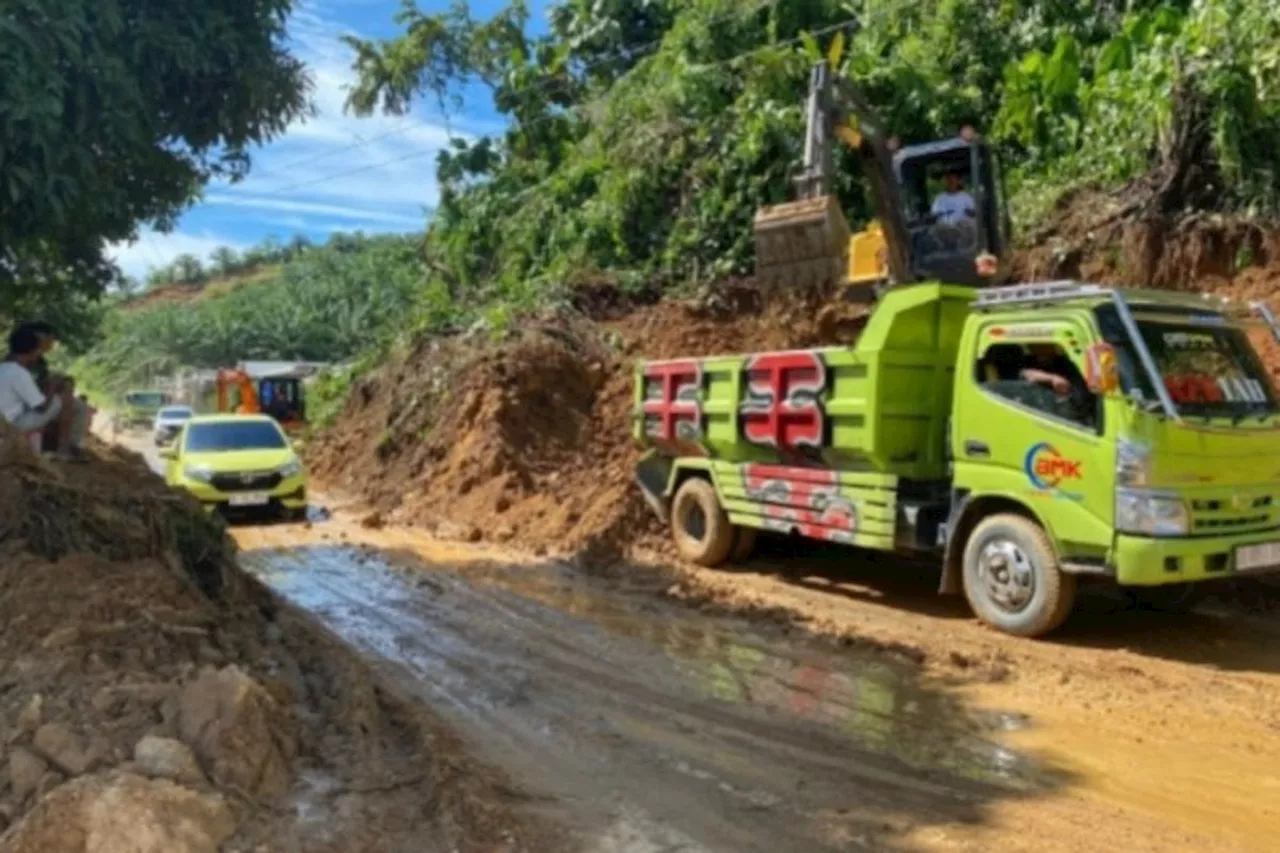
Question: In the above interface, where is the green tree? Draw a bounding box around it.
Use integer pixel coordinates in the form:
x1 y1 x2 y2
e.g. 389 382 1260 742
172 255 206 285
211 247 242 278
0 0 311 319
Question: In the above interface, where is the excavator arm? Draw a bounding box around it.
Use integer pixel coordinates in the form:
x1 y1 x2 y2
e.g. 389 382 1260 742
755 60 1008 294
754 61 911 292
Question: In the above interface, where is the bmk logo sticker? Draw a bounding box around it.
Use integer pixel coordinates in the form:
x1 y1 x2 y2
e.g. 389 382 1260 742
1024 442 1084 501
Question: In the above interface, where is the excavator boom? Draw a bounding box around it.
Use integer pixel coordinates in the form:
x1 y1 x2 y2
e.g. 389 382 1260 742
754 60 1010 296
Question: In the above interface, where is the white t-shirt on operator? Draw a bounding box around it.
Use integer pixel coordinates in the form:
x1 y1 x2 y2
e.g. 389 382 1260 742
931 190 976 224
0 361 46 423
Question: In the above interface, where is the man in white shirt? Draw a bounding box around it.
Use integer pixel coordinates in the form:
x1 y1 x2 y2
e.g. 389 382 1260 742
928 168 978 252
0 327 75 458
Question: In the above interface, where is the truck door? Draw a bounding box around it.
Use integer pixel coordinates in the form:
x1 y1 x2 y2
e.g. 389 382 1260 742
952 318 1114 557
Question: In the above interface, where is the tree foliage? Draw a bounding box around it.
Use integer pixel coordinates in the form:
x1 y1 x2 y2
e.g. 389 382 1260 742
339 0 1280 306
0 0 311 327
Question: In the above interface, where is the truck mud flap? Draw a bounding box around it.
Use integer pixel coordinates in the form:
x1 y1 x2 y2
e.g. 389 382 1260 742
634 452 674 522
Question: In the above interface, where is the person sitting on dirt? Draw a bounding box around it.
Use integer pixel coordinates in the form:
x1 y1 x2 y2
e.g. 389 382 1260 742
928 169 978 252
17 322 89 460
0 328 82 461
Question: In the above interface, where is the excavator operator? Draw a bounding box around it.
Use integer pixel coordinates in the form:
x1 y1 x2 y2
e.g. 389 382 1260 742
928 168 977 252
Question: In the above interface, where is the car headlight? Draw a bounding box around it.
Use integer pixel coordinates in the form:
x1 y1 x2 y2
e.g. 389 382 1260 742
278 458 303 478
182 465 215 484
1116 489 1189 536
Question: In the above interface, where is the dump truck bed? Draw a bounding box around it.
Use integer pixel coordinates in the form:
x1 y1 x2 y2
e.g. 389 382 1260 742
634 284 974 481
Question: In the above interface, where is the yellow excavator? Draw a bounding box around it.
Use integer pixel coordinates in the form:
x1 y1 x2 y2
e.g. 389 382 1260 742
753 60 1014 296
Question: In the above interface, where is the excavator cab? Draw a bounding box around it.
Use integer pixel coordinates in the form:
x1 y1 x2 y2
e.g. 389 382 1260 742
892 134 1013 286
754 61 1012 295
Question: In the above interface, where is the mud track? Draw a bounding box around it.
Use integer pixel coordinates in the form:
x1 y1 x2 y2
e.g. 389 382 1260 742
233 514 1280 853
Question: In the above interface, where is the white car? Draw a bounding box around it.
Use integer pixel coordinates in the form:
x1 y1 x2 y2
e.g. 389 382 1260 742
152 405 195 446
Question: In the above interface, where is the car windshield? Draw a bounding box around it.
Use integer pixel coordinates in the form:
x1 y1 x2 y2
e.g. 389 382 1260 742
127 392 166 407
184 421 287 453
158 407 192 420
1096 305 1277 419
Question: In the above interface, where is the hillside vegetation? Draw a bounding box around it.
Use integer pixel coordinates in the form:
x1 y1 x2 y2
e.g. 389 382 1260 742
346 0 1280 303
71 233 424 400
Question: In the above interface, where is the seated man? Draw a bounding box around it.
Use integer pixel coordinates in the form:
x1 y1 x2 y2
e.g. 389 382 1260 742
1020 343 1096 424
0 328 81 461
19 321 89 459
928 169 978 251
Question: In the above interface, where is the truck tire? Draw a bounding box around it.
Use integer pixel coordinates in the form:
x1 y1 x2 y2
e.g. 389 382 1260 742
730 526 758 563
961 514 1076 638
671 478 735 567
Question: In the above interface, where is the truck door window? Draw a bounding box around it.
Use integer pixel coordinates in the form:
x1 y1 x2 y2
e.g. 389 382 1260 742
976 342 1100 430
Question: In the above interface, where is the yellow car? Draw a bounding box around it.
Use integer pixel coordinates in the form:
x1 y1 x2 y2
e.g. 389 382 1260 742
161 414 308 520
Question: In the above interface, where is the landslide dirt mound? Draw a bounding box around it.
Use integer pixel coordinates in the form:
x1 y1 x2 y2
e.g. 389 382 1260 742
308 283 870 562
0 424 552 851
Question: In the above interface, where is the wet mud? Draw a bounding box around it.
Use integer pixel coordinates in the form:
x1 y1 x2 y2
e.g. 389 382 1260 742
228 512 1279 852
239 537 1064 852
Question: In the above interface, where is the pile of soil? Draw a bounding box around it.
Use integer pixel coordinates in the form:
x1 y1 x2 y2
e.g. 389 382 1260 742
307 283 871 562
0 424 547 851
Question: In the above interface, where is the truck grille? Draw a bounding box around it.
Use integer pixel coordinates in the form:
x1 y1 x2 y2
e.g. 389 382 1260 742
210 471 282 492
1189 491 1277 534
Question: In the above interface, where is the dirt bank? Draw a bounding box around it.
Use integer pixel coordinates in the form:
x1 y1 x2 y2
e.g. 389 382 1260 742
0 425 555 851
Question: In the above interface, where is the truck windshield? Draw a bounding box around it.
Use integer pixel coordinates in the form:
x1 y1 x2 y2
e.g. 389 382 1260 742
1095 305 1277 419
126 392 166 407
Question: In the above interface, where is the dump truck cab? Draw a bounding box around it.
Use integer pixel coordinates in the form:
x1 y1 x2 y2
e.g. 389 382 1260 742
634 280 1280 637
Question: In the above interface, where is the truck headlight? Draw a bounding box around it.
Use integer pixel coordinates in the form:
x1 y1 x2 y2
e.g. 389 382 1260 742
1116 489 1189 536
278 458 302 478
1116 439 1150 487
182 465 214 484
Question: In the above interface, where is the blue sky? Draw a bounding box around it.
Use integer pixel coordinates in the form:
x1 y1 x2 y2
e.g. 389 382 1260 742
108 0 549 279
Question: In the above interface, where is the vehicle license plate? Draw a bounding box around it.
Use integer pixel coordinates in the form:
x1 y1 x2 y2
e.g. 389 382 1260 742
1235 541 1280 572
228 493 269 507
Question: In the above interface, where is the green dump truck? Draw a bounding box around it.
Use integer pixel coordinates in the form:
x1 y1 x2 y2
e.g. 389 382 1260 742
634 281 1280 636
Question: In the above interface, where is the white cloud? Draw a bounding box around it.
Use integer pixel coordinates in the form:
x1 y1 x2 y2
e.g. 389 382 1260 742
107 229 249 280
196 0 490 226
204 194 427 226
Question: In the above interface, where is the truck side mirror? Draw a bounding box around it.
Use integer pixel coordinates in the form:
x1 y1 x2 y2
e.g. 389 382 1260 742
1084 343 1121 396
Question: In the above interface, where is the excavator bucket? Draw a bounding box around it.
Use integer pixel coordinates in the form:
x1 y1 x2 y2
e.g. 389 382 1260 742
753 194 851 294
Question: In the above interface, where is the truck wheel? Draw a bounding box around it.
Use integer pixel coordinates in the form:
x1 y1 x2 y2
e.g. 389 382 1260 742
671 478 735 567
962 514 1076 638
730 526 758 563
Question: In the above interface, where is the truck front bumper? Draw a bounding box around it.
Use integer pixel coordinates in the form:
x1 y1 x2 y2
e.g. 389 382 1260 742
1114 531 1280 586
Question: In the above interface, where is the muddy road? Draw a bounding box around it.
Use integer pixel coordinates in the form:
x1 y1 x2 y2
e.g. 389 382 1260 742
111 431 1280 850
232 515 1280 853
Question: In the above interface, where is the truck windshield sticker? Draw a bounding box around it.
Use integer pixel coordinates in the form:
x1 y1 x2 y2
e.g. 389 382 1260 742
739 352 827 450
1024 442 1084 501
1163 374 1268 405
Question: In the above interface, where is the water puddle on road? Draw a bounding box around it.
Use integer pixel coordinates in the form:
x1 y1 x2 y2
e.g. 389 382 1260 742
242 534 1054 797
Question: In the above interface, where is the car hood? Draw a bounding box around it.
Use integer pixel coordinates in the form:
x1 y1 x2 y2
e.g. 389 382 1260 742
181 449 297 473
